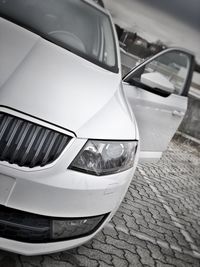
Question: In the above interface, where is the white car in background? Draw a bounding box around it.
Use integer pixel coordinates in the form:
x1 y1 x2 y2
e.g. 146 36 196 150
0 0 195 255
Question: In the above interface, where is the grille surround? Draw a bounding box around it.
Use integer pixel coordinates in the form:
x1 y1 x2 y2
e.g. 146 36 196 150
0 205 50 243
0 112 71 168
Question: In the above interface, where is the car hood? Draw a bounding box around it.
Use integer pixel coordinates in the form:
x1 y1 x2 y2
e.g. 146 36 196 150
0 18 136 139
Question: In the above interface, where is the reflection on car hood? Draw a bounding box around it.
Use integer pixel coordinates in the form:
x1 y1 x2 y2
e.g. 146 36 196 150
0 18 136 139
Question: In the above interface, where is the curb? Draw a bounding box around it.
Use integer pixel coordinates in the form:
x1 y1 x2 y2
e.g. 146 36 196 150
174 131 200 150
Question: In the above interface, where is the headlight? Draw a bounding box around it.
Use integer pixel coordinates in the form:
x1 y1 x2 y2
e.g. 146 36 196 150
69 140 137 176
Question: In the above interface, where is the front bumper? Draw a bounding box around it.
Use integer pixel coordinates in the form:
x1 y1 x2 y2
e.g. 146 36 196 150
0 136 138 254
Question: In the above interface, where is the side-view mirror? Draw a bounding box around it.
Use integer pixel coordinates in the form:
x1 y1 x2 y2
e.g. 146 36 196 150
141 72 175 94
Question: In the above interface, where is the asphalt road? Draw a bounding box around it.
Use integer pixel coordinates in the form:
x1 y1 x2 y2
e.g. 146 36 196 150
0 137 200 267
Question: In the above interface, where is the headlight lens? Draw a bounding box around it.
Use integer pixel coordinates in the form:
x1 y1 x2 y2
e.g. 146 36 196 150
69 140 137 176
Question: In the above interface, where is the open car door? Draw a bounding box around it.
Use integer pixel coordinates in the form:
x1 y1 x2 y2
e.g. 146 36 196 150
122 48 195 163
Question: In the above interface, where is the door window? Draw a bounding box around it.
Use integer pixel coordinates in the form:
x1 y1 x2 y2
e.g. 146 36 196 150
143 51 190 95
125 50 192 96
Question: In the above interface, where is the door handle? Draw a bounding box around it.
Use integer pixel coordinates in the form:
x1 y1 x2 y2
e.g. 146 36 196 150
172 110 184 117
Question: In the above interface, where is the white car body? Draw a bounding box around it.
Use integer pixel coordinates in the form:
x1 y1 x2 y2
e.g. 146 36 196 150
0 0 194 255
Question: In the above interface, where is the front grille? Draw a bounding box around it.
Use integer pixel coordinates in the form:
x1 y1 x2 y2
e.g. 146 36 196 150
0 112 71 168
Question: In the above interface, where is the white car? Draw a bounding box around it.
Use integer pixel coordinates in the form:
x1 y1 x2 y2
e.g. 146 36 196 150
0 0 195 255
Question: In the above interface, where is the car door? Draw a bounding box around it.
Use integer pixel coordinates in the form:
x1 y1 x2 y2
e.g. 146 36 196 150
122 48 195 163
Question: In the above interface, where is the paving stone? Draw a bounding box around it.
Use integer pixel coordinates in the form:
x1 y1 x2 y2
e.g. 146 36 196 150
147 243 166 262
139 226 165 241
111 256 129 267
174 251 200 266
78 246 112 265
122 200 142 216
95 231 107 244
122 230 148 248
124 250 143 266
165 256 195 267
92 239 124 259
122 213 140 231
102 224 118 239
106 235 136 254
160 247 175 258
141 210 157 225
136 246 155 267
59 252 81 266
156 221 181 234
164 234 181 249
42 258 73 267
98 261 113 267
73 255 99 267
155 260 175 267
148 222 173 237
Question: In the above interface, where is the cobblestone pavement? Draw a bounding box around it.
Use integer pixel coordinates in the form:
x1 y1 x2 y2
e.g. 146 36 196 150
0 138 200 267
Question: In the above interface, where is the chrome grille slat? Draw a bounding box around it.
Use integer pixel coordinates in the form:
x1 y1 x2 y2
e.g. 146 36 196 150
41 132 59 166
29 129 50 168
11 122 32 162
20 126 41 166
4 118 17 142
0 116 12 140
0 119 22 159
55 136 70 158
0 112 71 168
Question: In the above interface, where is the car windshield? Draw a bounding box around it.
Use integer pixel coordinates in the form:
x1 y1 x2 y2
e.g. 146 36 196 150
0 0 118 72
